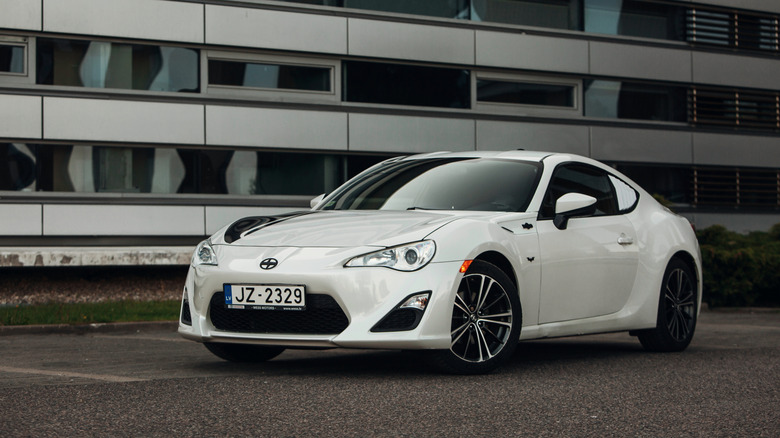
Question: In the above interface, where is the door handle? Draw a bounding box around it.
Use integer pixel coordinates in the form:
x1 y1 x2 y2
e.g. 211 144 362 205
617 234 634 245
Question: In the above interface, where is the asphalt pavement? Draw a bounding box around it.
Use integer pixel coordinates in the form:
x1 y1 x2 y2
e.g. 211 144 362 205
0 310 778 437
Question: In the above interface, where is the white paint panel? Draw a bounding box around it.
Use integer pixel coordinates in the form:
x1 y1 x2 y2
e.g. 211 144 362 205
476 31 588 74
349 114 474 153
0 0 41 30
590 42 692 82
44 0 204 43
0 94 41 139
43 205 204 236
206 106 347 150
206 5 347 54
693 133 780 167
206 206 300 234
349 19 474 65
0 204 42 235
476 121 589 156
693 51 780 90
591 126 693 164
44 97 204 144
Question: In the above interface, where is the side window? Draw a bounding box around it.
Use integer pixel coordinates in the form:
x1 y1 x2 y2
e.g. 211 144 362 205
540 163 618 219
609 174 639 213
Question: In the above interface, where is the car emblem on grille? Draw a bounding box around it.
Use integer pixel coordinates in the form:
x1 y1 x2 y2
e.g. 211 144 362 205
259 258 278 270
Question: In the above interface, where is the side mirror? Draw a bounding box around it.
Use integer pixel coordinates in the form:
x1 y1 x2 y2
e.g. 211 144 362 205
310 193 326 209
553 193 597 230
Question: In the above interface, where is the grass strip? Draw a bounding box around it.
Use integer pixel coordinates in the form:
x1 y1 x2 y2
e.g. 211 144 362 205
0 300 180 326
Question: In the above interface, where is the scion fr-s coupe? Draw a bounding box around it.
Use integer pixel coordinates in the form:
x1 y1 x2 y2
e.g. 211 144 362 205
179 151 702 374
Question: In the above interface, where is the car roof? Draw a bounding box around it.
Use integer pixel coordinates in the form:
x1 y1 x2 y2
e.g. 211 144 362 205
402 150 578 164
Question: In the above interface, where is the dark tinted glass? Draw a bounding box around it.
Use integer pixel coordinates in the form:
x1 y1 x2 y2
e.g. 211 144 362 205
344 61 470 109
209 60 331 92
584 0 686 41
472 0 582 30
478 80 575 107
320 158 541 212
584 80 687 122
36 38 199 92
344 0 468 18
0 45 24 73
541 163 617 218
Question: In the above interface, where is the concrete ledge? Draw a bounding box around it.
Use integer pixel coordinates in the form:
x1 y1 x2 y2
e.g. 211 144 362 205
0 247 193 267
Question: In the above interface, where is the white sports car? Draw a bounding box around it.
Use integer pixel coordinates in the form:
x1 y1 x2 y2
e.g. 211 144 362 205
179 151 702 374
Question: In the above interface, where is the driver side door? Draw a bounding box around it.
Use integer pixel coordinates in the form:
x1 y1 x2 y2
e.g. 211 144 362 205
537 163 640 324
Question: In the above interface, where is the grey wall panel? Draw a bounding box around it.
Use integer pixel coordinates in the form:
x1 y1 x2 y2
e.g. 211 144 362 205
589 42 692 83
348 19 474 65
476 121 589 156
206 106 347 150
476 31 588 74
591 126 693 163
693 52 780 90
0 204 42 235
0 0 41 30
349 114 475 153
43 205 204 236
693 133 780 167
205 206 299 234
43 0 204 43
44 97 204 144
684 0 780 14
0 94 41 139
206 5 347 54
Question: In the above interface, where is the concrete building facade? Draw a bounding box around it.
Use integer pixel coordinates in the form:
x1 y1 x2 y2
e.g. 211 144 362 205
1 0 779 266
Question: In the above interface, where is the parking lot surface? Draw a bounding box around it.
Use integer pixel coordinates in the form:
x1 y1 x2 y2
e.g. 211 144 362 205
1 311 778 437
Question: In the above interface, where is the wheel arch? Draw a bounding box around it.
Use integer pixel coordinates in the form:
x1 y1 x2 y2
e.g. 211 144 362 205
473 250 518 290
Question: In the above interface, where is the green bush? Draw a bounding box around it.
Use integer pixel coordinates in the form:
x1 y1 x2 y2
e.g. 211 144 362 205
697 224 780 307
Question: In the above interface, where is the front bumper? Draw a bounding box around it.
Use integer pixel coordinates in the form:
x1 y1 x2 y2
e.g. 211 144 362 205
178 245 461 350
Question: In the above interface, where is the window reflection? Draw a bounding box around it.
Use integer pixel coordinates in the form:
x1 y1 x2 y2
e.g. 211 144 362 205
36 38 199 92
584 80 687 122
584 0 685 40
472 0 581 30
0 44 25 74
1 144 391 196
209 60 331 92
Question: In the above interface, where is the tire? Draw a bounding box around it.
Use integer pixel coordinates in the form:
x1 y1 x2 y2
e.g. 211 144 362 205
428 260 521 374
637 258 698 352
204 342 285 363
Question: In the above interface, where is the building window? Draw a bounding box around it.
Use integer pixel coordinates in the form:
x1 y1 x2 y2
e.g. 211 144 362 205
344 0 469 19
343 61 470 109
584 0 686 41
686 8 780 52
0 43 25 74
614 163 692 207
690 88 780 131
584 80 687 122
209 60 331 92
472 0 581 30
4 143 392 197
36 38 199 93
477 79 575 108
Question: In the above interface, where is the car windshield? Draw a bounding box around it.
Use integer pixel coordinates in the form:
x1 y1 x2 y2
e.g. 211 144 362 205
319 157 542 212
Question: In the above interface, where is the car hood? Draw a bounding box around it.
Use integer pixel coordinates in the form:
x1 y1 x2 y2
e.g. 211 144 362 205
212 210 464 248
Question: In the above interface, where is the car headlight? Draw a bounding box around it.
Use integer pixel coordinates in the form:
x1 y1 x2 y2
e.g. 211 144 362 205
345 240 435 271
192 239 218 266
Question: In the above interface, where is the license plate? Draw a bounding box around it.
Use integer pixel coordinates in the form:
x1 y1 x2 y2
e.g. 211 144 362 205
223 284 306 311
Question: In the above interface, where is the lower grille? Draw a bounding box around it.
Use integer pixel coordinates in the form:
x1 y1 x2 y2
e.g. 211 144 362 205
180 298 192 326
371 308 423 332
209 292 349 335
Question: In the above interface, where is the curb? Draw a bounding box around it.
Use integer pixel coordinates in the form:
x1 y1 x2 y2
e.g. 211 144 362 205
0 320 178 336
